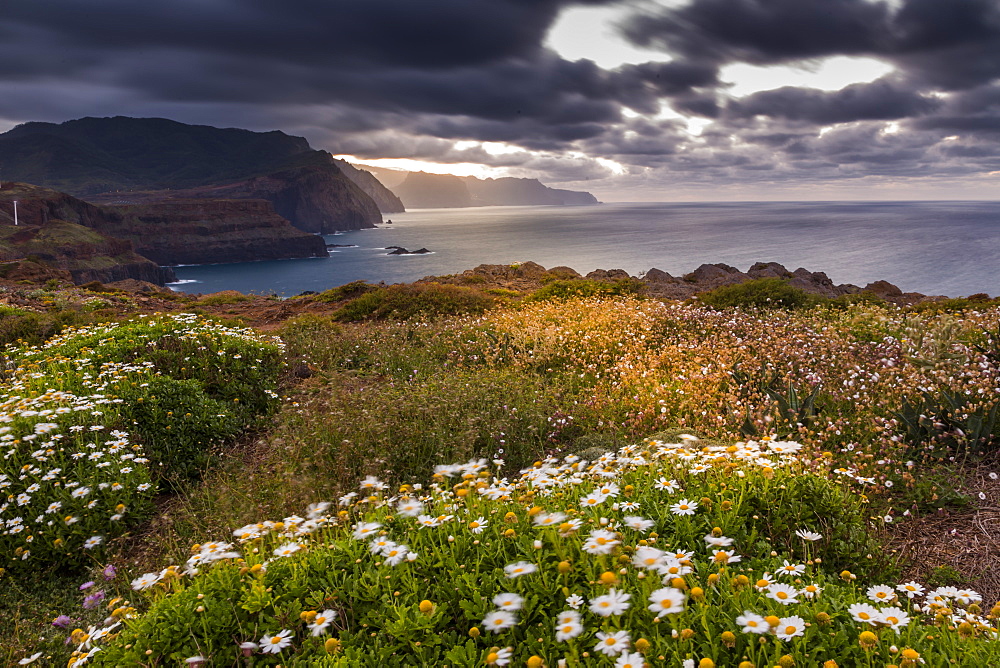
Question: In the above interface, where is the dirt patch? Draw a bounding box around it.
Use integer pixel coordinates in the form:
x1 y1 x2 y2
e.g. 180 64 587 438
887 458 1000 606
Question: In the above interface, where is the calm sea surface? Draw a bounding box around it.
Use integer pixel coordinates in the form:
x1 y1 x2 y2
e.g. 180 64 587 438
169 201 1000 298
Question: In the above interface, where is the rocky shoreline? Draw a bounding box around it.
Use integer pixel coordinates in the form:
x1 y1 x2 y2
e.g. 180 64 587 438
420 260 941 305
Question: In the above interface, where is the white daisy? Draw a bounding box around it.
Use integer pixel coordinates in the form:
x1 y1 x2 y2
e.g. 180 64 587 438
594 629 631 656
259 629 293 654
482 610 518 633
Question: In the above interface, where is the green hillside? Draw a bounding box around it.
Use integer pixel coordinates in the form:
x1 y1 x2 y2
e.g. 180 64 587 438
0 116 323 196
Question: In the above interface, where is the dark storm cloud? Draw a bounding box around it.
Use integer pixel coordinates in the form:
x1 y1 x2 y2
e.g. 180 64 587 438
3 0 578 69
726 78 942 124
622 0 891 64
0 1 631 111
620 0 1000 89
0 0 998 195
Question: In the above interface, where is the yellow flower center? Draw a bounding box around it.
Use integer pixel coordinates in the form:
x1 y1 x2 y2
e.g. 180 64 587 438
776 592 788 600
785 625 796 634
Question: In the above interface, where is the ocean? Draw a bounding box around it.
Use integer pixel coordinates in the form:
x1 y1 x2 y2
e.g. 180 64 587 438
169 200 1000 298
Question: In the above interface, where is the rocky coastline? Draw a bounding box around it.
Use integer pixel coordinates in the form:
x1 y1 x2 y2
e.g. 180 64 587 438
0 182 328 285
420 260 937 305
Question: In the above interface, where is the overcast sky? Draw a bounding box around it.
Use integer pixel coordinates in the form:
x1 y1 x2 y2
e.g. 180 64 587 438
1 0 998 200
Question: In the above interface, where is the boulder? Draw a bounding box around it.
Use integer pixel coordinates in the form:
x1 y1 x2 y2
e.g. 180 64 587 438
586 268 632 281
642 268 675 283
864 280 903 298
748 262 791 279
546 266 582 279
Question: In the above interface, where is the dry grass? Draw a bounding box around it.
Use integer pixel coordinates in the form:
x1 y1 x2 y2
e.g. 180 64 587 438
888 457 1000 605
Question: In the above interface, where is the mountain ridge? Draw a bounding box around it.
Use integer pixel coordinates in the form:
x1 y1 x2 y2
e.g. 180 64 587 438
0 117 383 232
389 171 599 208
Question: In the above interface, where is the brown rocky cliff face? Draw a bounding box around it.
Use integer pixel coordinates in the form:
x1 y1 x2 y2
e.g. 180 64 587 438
0 183 176 284
178 164 383 233
104 199 329 265
333 158 405 214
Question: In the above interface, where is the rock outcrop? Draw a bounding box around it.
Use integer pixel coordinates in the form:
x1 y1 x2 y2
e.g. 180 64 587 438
419 261 931 305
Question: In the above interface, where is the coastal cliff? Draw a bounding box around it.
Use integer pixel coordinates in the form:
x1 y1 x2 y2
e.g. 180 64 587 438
171 164 383 234
104 198 329 265
0 117 385 232
391 172 598 209
0 183 329 282
0 184 175 285
333 158 405 214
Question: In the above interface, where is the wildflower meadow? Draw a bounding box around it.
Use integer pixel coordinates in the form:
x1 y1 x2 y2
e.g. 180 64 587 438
2 286 1000 666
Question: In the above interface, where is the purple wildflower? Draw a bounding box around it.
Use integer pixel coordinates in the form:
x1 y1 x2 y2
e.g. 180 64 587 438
52 615 73 628
82 590 105 610
79 581 95 591
102 564 117 580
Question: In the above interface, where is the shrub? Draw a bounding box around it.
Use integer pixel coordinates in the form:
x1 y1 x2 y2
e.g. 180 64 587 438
313 280 377 304
697 278 819 310
333 283 494 322
909 297 1000 313
527 278 645 302
86 437 997 667
0 307 106 348
116 376 243 483
11 313 286 420
0 365 157 570
895 388 1000 460
0 314 286 569
196 290 252 306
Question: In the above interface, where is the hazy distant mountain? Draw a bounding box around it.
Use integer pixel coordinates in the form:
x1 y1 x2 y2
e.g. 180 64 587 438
389 171 598 209
392 172 474 208
333 159 405 213
0 117 383 231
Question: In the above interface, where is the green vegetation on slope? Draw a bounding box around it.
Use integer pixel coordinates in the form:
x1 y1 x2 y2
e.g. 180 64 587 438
3 294 1000 666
